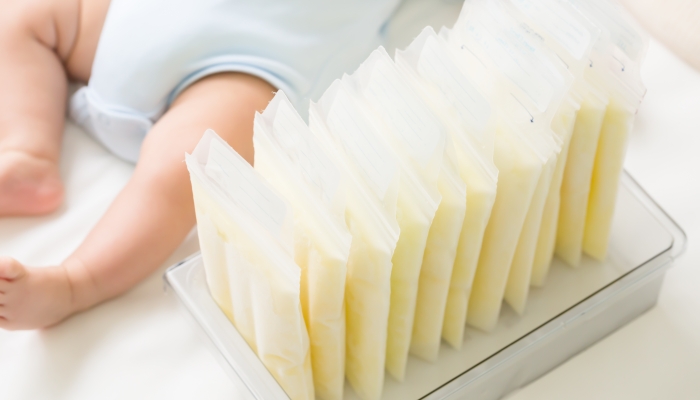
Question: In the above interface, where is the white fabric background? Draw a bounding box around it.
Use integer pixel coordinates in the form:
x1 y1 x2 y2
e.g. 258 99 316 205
618 0 700 70
1 1 699 398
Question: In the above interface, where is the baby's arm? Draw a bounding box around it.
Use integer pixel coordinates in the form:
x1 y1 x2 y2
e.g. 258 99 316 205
0 72 275 330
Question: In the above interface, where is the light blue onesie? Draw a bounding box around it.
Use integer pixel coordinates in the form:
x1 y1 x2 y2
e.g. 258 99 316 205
70 0 401 162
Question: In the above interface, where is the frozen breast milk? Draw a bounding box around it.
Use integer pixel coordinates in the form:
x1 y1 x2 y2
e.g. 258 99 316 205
556 85 609 267
494 0 595 285
556 0 647 266
468 125 543 331
311 80 401 400
396 28 494 358
473 2 586 313
504 121 562 312
420 29 501 349
441 154 496 348
450 4 569 330
501 102 562 317
504 152 556 314
410 143 466 361
531 103 578 286
186 131 313 400
253 92 351 400
194 201 233 321
347 48 445 380
569 0 648 261
583 97 637 260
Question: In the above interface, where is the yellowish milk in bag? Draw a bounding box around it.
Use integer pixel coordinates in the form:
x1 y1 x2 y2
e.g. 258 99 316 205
583 97 636 259
504 124 561 314
186 131 313 400
442 154 496 346
470 0 590 313
495 0 596 285
396 28 495 358
504 152 556 313
468 124 543 331
424 27 501 348
556 0 648 266
409 143 466 361
311 80 401 400
194 199 233 321
406 112 465 363
531 102 578 286
347 48 445 380
450 5 565 330
582 92 643 262
555 90 608 267
253 92 351 400
569 0 648 261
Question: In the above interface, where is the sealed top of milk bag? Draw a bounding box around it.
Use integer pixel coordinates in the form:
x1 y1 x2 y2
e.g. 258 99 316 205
563 0 648 112
344 47 445 208
254 91 352 259
258 92 344 215
395 26 498 183
455 0 575 123
310 79 401 254
190 130 295 255
446 21 560 166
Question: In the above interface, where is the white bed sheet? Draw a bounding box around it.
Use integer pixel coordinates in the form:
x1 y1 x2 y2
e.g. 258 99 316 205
1 2 700 399
0 121 240 399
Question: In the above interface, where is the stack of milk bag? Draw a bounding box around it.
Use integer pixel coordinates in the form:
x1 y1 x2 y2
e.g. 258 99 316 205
185 0 648 398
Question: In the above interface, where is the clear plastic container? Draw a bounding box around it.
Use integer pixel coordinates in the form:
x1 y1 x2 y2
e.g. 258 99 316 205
165 171 686 400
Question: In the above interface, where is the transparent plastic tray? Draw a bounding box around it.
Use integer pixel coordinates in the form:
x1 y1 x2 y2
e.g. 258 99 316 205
164 171 686 400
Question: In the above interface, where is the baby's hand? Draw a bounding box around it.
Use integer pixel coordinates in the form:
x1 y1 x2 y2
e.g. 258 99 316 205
0 257 74 330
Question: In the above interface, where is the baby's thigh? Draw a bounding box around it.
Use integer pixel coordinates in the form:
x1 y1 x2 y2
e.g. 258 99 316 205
64 0 112 82
141 73 276 166
0 0 110 83
0 0 79 53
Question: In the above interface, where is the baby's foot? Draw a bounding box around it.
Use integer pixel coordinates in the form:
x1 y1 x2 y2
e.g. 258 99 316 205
0 257 74 330
0 150 63 216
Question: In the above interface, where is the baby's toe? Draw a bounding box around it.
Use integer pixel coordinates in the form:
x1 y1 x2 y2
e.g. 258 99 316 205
0 256 25 280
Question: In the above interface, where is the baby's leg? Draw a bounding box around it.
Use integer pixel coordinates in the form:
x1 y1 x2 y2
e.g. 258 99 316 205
0 0 109 216
0 73 275 330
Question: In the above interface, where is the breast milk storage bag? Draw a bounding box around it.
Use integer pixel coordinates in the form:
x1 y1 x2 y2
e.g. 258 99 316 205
495 0 597 285
181 1 651 399
344 48 446 380
553 0 638 267
564 0 648 261
186 131 313 400
310 80 401 400
253 91 351 400
549 0 609 268
449 9 562 331
395 28 496 357
410 143 465 361
556 85 608 267
465 0 576 315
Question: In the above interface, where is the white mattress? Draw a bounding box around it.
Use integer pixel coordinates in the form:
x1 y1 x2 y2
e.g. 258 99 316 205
2 1 700 398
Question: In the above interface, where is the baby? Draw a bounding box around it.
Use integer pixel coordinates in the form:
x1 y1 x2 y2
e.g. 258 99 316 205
0 0 399 330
